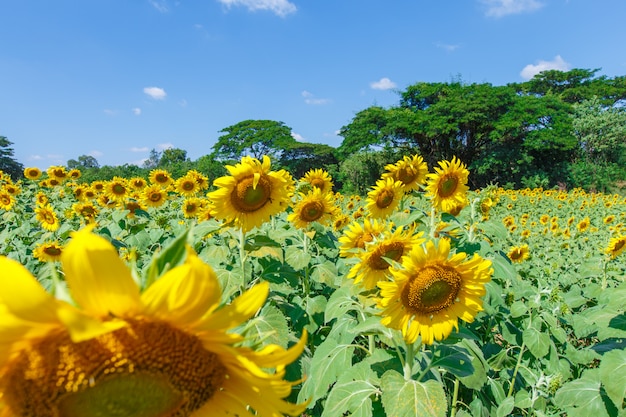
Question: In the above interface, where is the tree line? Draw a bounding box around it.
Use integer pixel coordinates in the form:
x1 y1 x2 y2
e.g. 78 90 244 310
2 68 625 194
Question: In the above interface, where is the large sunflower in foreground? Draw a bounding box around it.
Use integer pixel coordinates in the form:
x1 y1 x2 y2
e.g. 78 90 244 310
365 177 404 219
382 154 428 192
347 227 424 291
287 188 336 229
208 155 294 233
377 238 493 345
424 156 469 213
0 227 307 417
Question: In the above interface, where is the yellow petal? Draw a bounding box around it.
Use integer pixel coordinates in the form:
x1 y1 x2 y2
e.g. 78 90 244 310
141 250 221 325
248 330 307 368
61 226 141 318
195 282 269 331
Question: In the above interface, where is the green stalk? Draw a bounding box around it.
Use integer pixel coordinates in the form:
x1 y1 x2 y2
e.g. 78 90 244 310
429 207 437 240
508 342 526 397
450 378 461 417
239 227 247 292
403 341 416 380
302 230 310 296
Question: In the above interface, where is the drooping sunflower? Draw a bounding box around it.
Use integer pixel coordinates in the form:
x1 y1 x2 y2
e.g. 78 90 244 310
35 203 60 232
0 226 308 417
347 227 424 291
302 168 333 195
287 188 337 229
605 235 626 259
208 155 294 233
507 244 530 263
33 241 64 262
365 177 404 219
143 184 170 208
377 238 493 345
382 154 429 192
0 189 15 211
175 174 201 197
150 168 174 188
424 156 470 213
338 217 391 258
105 177 130 203
23 167 42 180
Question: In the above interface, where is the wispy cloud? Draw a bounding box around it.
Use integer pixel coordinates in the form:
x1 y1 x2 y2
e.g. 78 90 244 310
302 90 331 105
143 86 167 100
480 0 543 18
157 143 174 150
370 77 397 90
435 42 460 52
132 107 142 115
89 151 104 158
217 0 296 17
103 109 118 116
149 0 169 13
520 55 570 80
292 132 307 142
130 146 150 152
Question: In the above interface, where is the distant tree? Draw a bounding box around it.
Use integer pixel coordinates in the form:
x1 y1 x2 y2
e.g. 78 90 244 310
0 136 24 181
67 154 100 169
210 120 298 162
160 148 189 166
143 149 162 169
279 142 339 179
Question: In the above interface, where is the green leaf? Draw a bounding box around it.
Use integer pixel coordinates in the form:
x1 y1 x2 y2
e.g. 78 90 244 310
321 379 378 417
325 285 359 323
554 369 613 417
380 370 447 417
429 344 474 378
599 348 626 409
285 245 311 271
144 228 190 289
458 339 489 390
510 301 527 318
242 304 290 348
311 260 340 287
496 396 515 417
523 324 550 358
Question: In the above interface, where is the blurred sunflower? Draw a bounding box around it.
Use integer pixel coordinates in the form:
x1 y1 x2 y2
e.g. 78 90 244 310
182 197 204 218
72 202 99 224
347 227 424 291
33 241 64 262
35 203 60 232
605 235 626 259
302 168 333 194
338 218 390 258
143 184 170 208
129 177 148 191
47 165 69 182
91 180 106 194
124 199 147 218
382 154 428 192
424 156 469 213
0 226 308 417
377 238 493 345
365 177 404 219
208 155 294 233
576 217 590 233
0 189 15 211
149 169 174 188
23 167 42 180
507 244 530 263
105 177 130 203
187 169 210 191
175 174 201 197
287 188 336 229
603 215 615 224
68 168 81 180
3 183 20 196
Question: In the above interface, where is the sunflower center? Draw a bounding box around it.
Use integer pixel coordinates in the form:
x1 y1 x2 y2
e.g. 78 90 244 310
43 246 62 256
300 201 325 222
311 178 326 191
355 232 374 249
112 184 126 196
614 240 625 251
44 212 56 224
155 174 169 184
0 195 10 205
376 189 395 209
397 167 417 185
438 175 458 198
1 319 226 417
149 192 163 202
231 175 271 212
402 264 462 315
368 242 405 270
182 181 195 191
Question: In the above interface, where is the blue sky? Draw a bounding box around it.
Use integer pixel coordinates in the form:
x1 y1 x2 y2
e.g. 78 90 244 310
1 0 625 169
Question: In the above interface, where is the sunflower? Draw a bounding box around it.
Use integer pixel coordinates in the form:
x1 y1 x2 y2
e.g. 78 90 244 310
124 199 147 218
143 184 170 208
424 157 469 213
35 204 60 232
338 218 391 258
68 168 81 179
365 177 404 219
0 226 308 417
287 188 336 229
72 201 99 223
208 155 294 233
47 165 69 182
182 197 204 218
604 215 615 225
33 241 64 262
3 183 20 196
347 227 424 291
507 244 530 263
129 177 148 191
302 168 333 194
0 189 16 211
91 180 106 194
103 177 130 203
23 167 42 180
377 238 493 345
187 170 210 191
150 169 174 188
576 217 590 233
382 154 429 192
605 235 626 259
175 174 201 197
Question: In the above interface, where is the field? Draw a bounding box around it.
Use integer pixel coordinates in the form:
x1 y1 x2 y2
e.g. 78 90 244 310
1 158 625 417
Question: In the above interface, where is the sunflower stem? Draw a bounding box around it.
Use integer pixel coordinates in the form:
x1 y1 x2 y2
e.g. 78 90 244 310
508 341 526 397
450 377 461 417
302 230 311 297
403 340 415 379
239 227 248 292
429 207 437 240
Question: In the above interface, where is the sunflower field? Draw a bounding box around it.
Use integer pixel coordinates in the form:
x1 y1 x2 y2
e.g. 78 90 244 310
0 155 625 417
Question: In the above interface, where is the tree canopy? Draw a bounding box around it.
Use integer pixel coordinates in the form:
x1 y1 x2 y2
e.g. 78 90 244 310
0 136 24 181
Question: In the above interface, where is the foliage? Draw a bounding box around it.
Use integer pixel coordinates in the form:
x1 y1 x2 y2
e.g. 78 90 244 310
279 142 339 180
67 155 100 169
0 136 24 181
337 149 400 195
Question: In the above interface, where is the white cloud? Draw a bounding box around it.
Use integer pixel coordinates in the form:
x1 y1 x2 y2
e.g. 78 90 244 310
157 143 174 150
301 90 331 105
435 42 460 52
292 132 307 142
130 146 150 152
520 55 571 80
89 151 104 158
370 77 397 90
217 0 296 17
132 107 142 115
29 154 44 161
149 0 169 13
481 0 544 18
103 109 117 116
143 86 167 100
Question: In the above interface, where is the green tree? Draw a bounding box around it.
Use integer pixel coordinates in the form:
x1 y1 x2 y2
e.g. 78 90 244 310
160 148 189 166
210 120 297 162
143 149 162 169
67 155 100 169
279 142 339 180
0 136 24 181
